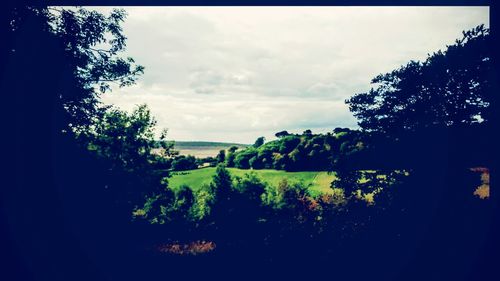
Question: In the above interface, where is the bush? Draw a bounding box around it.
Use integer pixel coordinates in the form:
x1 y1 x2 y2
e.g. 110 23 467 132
234 172 267 202
171 155 197 171
135 187 175 224
189 185 214 221
234 148 257 169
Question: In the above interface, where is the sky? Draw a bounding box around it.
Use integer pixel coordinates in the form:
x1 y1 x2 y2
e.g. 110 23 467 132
91 6 488 144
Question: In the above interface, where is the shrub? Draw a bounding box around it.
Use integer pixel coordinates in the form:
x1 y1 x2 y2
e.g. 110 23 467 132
189 185 214 221
171 155 197 171
234 148 257 169
234 172 267 202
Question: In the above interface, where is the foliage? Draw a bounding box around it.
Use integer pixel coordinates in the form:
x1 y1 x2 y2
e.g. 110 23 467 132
275 130 290 138
216 149 225 163
253 136 266 148
12 7 145 131
210 164 234 201
170 185 195 221
78 104 170 172
204 165 243 235
233 147 258 169
234 172 267 202
346 25 492 135
133 187 175 224
6 6 167 219
171 155 198 171
229 129 367 171
225 145 239 167
189 186 215 221
331 169 408 206
262 179 306 209
135 184 197 224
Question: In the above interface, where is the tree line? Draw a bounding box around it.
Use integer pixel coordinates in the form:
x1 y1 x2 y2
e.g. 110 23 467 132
224 128 366 171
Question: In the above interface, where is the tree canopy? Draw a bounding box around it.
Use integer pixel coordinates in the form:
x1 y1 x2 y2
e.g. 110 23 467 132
253 136 266 148
5 6 144 134
346 25 492 135
226 129 366 171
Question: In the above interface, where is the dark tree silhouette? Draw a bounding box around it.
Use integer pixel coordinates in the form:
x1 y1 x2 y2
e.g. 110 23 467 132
171 155 197 171
343 25 494 170
216 149 226 163
275 130 290 138
346 25 492 135
303 129 313 136
3 6 160 281
210 164 233 202
253 136 266 148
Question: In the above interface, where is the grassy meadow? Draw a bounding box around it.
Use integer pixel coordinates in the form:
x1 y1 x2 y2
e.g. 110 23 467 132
168 167 336 196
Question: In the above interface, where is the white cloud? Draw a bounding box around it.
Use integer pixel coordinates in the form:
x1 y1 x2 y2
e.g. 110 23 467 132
92 6 489 143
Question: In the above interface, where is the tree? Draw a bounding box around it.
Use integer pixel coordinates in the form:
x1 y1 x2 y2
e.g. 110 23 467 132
81 104 169 172
137 187 176 224
7 6 151 205
234 148 258 169
208 164 238 232
257 146 274 169
333 127 351 135
275 130 290 138
211 164 233 200
171 155 197 171
288 146 307 171
225 146 238 167
279 135 301 154
346 25 492 135
235 173 266 203
249 156 260 169
216 149 226 163
4 7 161 279
253 136 265 148
172 185 195 221
21 7 144 133
228 131 348 171
273 153 291 170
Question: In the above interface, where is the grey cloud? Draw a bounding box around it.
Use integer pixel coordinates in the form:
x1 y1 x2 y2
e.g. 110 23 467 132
305 82 343 98
188 68 254 95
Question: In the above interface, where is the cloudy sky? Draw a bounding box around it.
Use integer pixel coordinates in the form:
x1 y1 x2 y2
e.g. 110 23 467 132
92 6 488 144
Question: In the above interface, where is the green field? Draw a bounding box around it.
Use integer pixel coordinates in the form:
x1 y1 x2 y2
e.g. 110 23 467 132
168 168 336 196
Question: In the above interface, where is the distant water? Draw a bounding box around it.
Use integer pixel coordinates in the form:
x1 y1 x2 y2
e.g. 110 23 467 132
153 141 249 158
